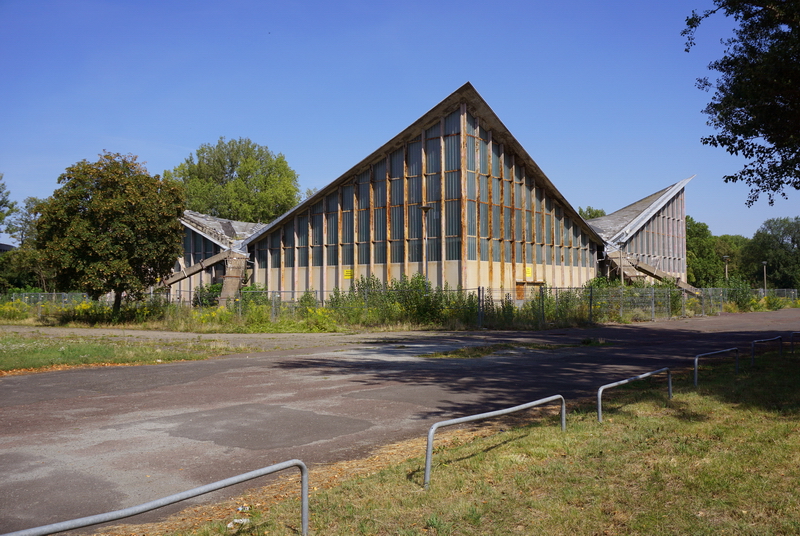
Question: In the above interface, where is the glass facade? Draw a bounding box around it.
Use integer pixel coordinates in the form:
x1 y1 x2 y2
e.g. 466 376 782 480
246 102 602 291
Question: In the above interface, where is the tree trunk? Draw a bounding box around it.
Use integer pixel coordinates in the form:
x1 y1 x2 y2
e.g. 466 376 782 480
113 291 122 317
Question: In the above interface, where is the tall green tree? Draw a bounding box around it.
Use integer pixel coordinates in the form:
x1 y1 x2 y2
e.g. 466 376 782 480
740 216 800 289
6 196 43 246
713 233 750 280
165 137 301 223
579 206 606 219
0 173 18 230
683 1 800 205
686 215 723 287
0 197 51 291
36 152 185 313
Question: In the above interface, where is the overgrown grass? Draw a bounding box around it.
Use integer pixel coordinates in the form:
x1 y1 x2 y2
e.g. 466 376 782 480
0 333 256 372
164 351 800 535
1 281 798 333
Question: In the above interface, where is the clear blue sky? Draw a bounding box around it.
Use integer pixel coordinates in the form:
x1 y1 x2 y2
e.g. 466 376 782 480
1 0 796 245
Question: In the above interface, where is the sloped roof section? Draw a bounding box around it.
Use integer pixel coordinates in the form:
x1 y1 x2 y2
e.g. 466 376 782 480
588 176 693 248
181 210 267 252
244 82 605 248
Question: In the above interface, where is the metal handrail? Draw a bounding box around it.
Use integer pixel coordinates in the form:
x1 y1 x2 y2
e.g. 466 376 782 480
694 348 740 386
751 336 783 365
423 394 566 488
3 459 309 536
596 368 672 422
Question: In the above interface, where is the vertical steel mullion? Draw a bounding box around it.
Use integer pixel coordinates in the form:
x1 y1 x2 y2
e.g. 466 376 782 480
265 237 270 292
369 165 374 279
487 129 494 288
293 215 298 295
421 129 428 281
459 103 467 287
499 142 505 287
351 181 357 281
473 121 482 286
383 155 390 283
403 143 410 278
439 117 445 283
321 196 327 303
278 229 285 293
337 184 343 290
305 209 311 292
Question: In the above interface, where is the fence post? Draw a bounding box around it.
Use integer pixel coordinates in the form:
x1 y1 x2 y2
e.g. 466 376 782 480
476 286 482 328
540 285 545 327
651 287 655 322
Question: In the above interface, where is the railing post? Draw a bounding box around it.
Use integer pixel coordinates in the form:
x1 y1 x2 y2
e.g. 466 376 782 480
597 368 672 422
423 395 566 489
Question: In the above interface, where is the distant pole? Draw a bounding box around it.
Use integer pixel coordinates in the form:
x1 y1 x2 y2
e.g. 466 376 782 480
762 261 767 295
723 255 729 282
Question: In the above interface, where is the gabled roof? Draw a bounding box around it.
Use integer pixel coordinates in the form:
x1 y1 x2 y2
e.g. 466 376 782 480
181 210 267 252
243 82 605 248
587 176 693 248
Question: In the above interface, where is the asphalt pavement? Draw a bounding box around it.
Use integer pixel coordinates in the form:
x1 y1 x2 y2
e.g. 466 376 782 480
1 309 798 534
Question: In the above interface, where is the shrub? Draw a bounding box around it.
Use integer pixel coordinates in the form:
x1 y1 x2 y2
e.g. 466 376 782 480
193 283 223 308
0 300 30 320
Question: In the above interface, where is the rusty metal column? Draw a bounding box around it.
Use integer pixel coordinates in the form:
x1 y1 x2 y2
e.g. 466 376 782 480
420 128 428 284
337 185 343 291
292 215 298 298
382 155 390 285
305 209 311 293
510 155 517 290
487 130 494 290
321 196 327 305
439 117 446 285
474 120 482 289
403 143 410 279
264 238 270 292
368 165 375 281
459 103 467 288
421 204 431 282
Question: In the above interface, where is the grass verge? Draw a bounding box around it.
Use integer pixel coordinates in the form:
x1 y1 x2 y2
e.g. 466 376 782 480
102 350 800 536
0 332 257 373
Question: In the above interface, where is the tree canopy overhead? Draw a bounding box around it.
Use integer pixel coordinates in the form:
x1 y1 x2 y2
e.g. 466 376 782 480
36 152 184 313
165 137 301 223
683 1 800 206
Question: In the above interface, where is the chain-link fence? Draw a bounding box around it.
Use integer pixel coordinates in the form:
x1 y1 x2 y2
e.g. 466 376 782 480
1 286 796 329
6 292 89 305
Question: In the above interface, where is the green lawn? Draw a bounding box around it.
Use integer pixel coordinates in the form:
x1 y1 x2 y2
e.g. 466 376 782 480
0 333 254 372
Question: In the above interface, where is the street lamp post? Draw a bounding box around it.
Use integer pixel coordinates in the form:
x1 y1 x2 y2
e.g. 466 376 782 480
723 255 729 282
762 261 767 295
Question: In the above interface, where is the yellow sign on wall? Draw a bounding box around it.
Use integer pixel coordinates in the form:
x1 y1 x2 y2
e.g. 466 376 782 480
344 269 354 279
525 266 533 279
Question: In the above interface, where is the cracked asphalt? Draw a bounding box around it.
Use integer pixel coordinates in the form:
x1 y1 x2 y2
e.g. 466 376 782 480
1 309 798 534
